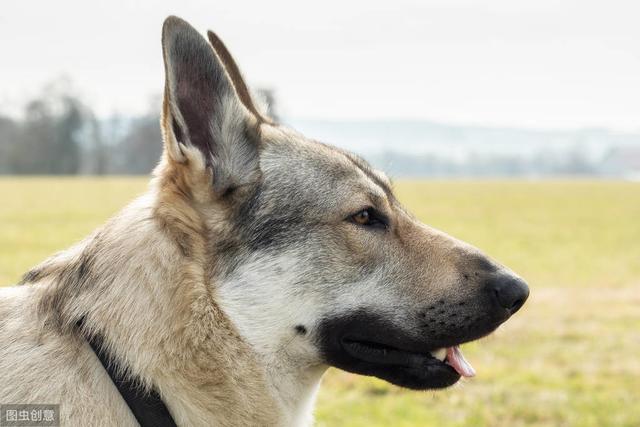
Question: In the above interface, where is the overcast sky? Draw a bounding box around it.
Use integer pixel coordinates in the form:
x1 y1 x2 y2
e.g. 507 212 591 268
1 0 639 131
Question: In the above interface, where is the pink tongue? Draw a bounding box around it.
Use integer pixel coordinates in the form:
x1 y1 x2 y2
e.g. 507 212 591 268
446 346 476 377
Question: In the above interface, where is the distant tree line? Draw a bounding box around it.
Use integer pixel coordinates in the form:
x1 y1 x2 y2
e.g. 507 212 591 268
373 148 599 178
0 81 284 176
0 79 161 175
0 80 635 178
1 82 96 174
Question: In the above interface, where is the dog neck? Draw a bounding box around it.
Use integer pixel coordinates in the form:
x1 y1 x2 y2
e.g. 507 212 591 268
27 181 324 426
217 264 329 426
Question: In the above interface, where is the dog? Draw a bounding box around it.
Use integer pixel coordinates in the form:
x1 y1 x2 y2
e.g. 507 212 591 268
0 16 529 426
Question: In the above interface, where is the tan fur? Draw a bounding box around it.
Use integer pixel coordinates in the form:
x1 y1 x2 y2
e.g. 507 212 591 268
1 165 281 425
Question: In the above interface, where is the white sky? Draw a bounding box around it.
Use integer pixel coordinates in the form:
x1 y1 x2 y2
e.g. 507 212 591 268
1 0 639 131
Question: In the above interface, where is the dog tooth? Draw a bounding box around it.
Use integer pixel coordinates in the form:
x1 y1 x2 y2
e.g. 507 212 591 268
431 348 446 361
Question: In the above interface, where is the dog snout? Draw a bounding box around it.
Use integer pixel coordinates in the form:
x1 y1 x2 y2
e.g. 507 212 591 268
457 251 529 317
487 271 529 315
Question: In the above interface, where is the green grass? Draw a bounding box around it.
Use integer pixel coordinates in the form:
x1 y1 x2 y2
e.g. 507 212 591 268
1 178 639 426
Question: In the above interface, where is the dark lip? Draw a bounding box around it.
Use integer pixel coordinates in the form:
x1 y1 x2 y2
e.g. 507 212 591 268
340 337 461 389
340 317 502 363
341 337 444 367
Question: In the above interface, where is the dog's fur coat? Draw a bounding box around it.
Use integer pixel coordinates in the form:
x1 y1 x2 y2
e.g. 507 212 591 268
0 17 528 427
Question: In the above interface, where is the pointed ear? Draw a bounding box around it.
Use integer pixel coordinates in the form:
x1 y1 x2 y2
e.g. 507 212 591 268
161 16 260 195
206 30 274 124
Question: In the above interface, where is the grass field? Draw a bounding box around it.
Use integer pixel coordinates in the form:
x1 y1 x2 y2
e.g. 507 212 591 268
1 177 639 426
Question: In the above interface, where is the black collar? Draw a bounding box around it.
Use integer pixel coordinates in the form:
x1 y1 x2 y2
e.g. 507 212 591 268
78 320 178 427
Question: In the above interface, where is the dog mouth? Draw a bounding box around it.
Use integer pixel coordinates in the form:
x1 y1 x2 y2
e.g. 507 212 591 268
342 338 476 379
317 311 493 390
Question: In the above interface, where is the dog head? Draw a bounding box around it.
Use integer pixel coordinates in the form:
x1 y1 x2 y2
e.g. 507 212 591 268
158 16 529 390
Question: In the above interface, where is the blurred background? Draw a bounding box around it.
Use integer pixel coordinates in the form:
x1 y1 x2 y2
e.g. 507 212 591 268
2 0 640 177
1 1 639 426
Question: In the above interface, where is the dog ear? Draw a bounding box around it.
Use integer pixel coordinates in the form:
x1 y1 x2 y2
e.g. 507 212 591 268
206 30 274 124
161 16 260 195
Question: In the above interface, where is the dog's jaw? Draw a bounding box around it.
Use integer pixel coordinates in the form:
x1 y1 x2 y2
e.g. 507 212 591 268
215 253 329 427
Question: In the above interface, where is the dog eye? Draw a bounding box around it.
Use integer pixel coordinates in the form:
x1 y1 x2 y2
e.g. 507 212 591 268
348 208 389 230
352 210 370 225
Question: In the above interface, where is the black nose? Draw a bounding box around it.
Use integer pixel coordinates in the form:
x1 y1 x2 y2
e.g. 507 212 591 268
490 272 529 314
